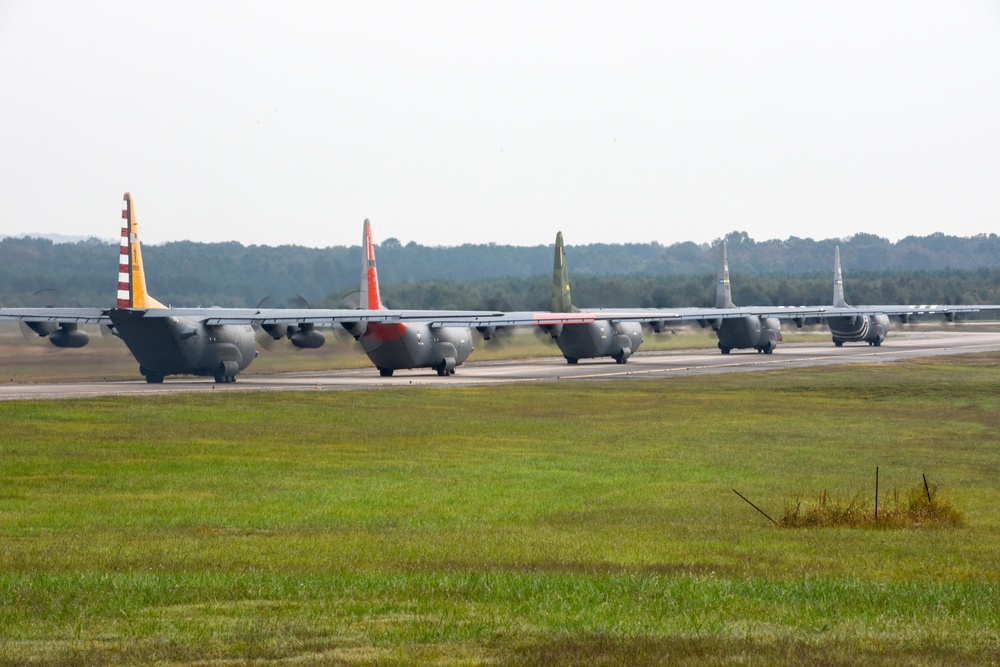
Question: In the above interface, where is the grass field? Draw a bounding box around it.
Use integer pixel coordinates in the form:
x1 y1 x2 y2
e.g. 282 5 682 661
1 345 999 664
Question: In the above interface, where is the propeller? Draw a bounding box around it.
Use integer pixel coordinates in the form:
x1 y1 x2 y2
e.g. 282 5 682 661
253 295 324 351
332 289 364 343
18 289 58 342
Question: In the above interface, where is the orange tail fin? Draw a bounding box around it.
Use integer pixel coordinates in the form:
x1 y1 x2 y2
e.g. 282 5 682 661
359 218 385 310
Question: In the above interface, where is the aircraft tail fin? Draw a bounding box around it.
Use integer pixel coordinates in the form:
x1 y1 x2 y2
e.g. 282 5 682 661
359 219 386 310
551 231 578 313
833 245 849 307
716 240 735 308
117 193 165 309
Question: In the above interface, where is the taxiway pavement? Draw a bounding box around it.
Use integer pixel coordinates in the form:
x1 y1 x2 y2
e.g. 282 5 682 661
1 330 998 401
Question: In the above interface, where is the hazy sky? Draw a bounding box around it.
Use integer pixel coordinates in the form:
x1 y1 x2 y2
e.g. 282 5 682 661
1 1 999 248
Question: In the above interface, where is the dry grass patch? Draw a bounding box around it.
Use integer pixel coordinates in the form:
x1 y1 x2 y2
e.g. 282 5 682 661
781 483 966 529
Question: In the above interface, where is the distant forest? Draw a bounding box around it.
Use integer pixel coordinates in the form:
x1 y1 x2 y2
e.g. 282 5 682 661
4 231 1000 311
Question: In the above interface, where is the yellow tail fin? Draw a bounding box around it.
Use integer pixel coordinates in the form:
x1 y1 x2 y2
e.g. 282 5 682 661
117 193 165 309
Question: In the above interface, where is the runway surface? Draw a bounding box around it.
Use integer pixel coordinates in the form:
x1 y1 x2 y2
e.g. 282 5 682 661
2 330 998 401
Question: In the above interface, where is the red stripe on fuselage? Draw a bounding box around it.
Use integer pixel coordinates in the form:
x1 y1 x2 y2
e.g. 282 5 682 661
362 322 407 342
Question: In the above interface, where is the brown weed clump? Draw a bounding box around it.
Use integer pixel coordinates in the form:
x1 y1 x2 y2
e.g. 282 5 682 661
781 484 965 529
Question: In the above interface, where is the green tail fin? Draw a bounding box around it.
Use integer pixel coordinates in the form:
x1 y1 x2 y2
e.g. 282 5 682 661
551 231 578 313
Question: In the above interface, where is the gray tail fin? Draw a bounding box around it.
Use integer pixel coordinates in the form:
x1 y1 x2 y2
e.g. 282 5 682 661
551 231 577 313
833 245 849 307
716 240 735 308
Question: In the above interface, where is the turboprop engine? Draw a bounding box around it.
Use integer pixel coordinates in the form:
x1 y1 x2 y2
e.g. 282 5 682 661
26 321 90 348
289 323 325 349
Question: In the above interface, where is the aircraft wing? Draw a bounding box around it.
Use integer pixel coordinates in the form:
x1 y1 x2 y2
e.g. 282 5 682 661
0 307 110 324
814 304 1000 319
418 306 833 328
131 307 514 327
580 305 829 323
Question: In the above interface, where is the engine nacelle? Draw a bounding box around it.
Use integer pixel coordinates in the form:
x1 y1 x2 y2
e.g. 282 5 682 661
49 323 90 348
290 323 325 349
262 322 290 340
340 319 368 340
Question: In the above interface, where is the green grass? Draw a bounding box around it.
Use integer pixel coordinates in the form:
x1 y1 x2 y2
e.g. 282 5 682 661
1 354 1000 664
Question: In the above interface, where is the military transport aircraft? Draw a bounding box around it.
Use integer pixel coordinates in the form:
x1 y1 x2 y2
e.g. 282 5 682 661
0 194 589 382
538 234 827 362
539 231 644 364
820 246 990 346
338 220 477 376
710 240 784 354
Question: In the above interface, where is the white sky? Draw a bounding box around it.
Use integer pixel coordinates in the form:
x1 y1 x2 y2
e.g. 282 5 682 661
1 1 999 248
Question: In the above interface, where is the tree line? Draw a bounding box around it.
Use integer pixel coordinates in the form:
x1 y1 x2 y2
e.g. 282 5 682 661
3 231 1000 309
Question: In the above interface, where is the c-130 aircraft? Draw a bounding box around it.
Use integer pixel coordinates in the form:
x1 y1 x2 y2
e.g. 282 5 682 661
0 194 592 382
541 234 999 359
540 233 827 362
4 195 992 379
0 196 823 379
817 245 989 346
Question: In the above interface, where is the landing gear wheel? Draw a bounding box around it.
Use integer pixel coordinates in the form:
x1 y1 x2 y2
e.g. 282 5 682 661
436 367 448 377
378 367 394 377
833 338 844 347
719 345 731 355
565 357 578 365
145 373 164 384
615 354 627 364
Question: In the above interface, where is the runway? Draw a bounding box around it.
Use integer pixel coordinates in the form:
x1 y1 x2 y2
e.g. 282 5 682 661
1 329 998 401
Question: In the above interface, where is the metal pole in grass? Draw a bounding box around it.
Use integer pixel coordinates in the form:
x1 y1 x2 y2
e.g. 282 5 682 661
875 466 879 524
923 473 932 503
733 489 778 526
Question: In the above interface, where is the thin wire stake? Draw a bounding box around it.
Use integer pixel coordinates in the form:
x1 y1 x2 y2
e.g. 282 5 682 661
733 489 778 526
875 466 879 524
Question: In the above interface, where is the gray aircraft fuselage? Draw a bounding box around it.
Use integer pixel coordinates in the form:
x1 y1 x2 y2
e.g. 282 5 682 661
713 241 781 354
826 312 890 347
826 247 890 347
715 316 781 354
109 309 256 383
358 321 473 376
555 320 642 364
